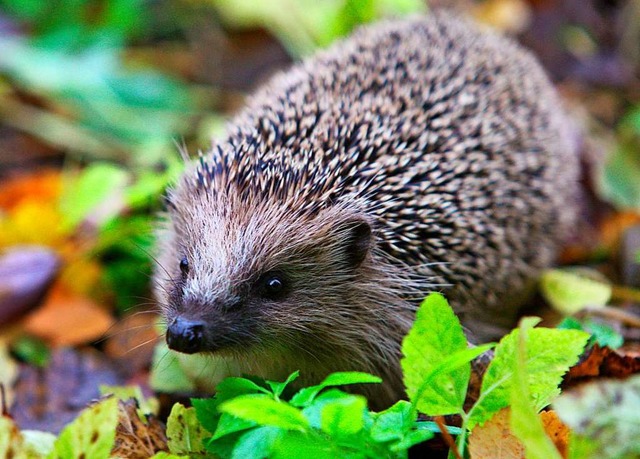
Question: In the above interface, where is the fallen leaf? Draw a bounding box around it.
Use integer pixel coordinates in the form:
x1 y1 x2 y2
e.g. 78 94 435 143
468 408 525 459
111 398 168 459
23 285 114 346
563 344 640 388
0 171 61 212
0 246 59 325
469 408 567 459
540 411 570 459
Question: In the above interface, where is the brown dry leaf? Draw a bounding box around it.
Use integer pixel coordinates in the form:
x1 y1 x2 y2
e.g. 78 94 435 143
469 408 568 459
111 398 168 459
564 344 640 388
565 344 608 381
540 410 570 458
468 408 525 459
23 285 114 346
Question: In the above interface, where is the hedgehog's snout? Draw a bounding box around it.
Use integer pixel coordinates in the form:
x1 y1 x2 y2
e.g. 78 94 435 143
166 317 205 354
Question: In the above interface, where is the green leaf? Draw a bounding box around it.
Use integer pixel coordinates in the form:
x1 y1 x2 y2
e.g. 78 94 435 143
389 429 433 452
50 397 119 459
554 374 640 459
267 371 300 398
22 430 57 457
231 426 281 459
191 397 221 436
540 269 612 315
467 323 589 429
510 318 563 459
319 393 367 437
370 400 415 442
59 162 129 231
290 371 381 407
401 293 472 415
166 404 208 456
11 335 50 367
212 413 256 440
557 317 624 349
599 143 640 210
219 394 309 431
217 377 272 398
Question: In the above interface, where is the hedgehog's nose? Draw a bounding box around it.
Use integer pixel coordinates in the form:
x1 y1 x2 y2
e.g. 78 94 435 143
166 318 205 354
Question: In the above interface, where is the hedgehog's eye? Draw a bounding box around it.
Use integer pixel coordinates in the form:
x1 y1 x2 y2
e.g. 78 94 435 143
179 258 189 276
260 272 287 300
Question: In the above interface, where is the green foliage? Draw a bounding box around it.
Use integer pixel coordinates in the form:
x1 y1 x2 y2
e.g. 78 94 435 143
599 107 640 210
0 0 194 165
467 325 588 429
175 293 589 458
401 293 494 416
211 0 426 57
509 318 563 459
186 369 424 458
11 335 50 367
540 268 612 315
558 317 624 349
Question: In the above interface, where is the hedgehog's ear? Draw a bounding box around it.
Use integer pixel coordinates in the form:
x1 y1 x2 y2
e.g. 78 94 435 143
340 218 372 268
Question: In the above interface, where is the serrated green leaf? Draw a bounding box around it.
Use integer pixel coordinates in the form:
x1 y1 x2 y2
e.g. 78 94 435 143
290 371 381 407
267 371 300 398
401 293 471 415
370 400 415 442
554 374 640 459
510 318 563 459
217 377 272 398
219 394 309 431
540 269 612 315
50 397 119 459
212 413 256 440
191 397 221 436
166 404 208 455
468 324 589 429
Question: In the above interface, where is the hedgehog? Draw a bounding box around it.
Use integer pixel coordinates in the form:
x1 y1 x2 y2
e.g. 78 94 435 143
154 12 578 407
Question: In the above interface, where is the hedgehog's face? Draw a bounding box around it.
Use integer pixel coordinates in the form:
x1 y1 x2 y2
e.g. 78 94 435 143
155 190 373 360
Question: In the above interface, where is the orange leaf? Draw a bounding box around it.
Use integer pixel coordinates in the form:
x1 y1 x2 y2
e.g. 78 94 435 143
23 285 115 346
468 408 525 459
540 410 570 459
0 171 61 212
